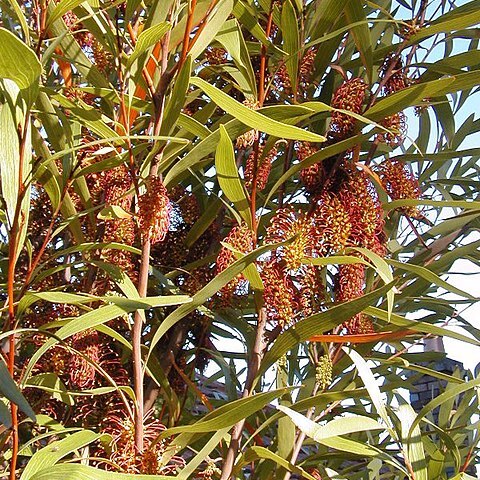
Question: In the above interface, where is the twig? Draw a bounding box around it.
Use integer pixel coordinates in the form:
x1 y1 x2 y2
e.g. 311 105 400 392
220 308 267 480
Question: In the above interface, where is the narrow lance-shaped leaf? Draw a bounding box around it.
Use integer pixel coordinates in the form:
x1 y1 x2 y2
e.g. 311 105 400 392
126 22 171 70
216 125 252 227
397 402 428 480
0 357 36 422
188 0 234 60
281 0 299 95
46 0 89 28
276 405 384 441
343 347 394 434
351 247 394 322
190 77 326 142
29 464 174 480
21 431 103 480
160 388 291 437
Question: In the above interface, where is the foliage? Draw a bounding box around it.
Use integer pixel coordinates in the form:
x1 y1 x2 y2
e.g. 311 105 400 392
0 0 479 479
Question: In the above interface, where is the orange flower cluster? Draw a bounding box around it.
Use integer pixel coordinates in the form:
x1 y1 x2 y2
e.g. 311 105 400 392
335 264 374 334
329 78 368 140
296 142 323 194
378 159 422 218
338 170 385 256
138 176 171 244
261 260 297 326
312 192 352 254
244 145 278 192
380 53 408 95
205 46 228 65
377 54 409 146
266 208 316 270
215 223 255 300
236 99 260 149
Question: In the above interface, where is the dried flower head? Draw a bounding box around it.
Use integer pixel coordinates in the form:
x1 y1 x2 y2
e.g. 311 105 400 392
299 47 317 89
138 177 171 244
378 160 422 218
69 329 101 389
295 142 324 194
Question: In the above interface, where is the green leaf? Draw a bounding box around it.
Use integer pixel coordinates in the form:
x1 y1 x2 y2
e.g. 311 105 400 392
0 356 36 422
216 125 252 227
25 373 73 406
410 1 480 42
188 0 234 60
126 22 171 70
20 430 102 480
161 388 291 437
6 0 30 43
176 428 229 480
23 295 191 383
344 1 373 82
164 104 316 185
408 376 480 437
276 405 384 441
0 80 31 247
47 0 89 28
397 401 428 480
0 28 42 104
161 56 191 136
281 0 300 94
351 247 394 321
343 347 393 432
367 72 480 121
388 259 475 300
29 464 173 480
190 77 326 142
97 205 132 220
0 398 12 428
241 446 318 480
216 19 257 97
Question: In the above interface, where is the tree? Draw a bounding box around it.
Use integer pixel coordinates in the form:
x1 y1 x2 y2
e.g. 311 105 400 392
0 0 479 478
